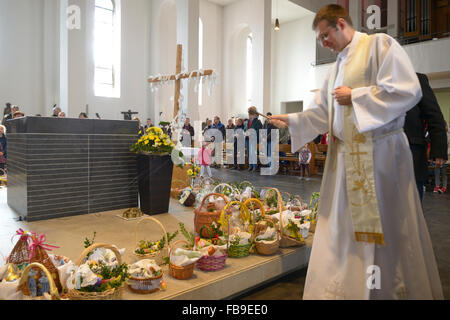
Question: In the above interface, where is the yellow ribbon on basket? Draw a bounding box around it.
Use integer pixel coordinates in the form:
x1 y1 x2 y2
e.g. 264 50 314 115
219 201 251 235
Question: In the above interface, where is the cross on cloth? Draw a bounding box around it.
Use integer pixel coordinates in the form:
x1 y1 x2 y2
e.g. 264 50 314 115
148 44 214 118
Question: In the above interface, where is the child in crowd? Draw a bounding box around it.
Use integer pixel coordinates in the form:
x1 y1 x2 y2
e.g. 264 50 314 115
299 145 311 181
196 141 212 178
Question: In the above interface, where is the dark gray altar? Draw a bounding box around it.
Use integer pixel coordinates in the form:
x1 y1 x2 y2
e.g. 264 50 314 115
6 117 139 221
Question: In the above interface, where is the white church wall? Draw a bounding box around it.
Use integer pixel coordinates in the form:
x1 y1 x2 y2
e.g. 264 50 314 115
0 0 60 117
199 0 223 125
270 14 316 114
223 0 271 121
68 0 151 121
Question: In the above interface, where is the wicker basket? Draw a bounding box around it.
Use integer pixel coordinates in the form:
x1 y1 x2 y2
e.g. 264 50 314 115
67 243 125 300
288 195 305 212
133 217 168 265
169 240 196 280
266 188 305 248
238 181 254 191
221 201 252 259
196 213 229 272
17 263 61 300
128 271 164 294
194 193 229 238
171 179 188 199
244 198 280 256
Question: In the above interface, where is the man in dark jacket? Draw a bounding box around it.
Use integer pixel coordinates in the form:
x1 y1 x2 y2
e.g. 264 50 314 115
246 106 263 172
263 112 277 167
404 73 448 202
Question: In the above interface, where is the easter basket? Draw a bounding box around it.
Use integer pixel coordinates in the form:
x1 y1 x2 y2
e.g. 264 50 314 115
196 217 229 272
25 233 63 294
220 201 253 259
168 240 196 280
67 243 126 300
244 198 280 256
268 188 305 248
194 193 229 238
171 179 188 199
133 217 168 265
17 263 61 300
127 261 164 294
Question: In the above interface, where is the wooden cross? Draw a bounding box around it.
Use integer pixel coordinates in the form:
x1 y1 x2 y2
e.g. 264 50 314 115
148 44 214 118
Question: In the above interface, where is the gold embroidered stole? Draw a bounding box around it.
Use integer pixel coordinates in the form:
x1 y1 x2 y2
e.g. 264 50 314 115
328 33 385 246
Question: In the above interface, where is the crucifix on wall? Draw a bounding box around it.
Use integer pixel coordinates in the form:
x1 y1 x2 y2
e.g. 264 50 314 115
148 44 214 118
121 109 139 121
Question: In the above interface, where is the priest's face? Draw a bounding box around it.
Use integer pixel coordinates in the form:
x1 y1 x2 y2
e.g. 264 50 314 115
316 19 345 53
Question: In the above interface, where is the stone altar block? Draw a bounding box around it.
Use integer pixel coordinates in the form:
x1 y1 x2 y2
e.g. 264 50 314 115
6 116 139 221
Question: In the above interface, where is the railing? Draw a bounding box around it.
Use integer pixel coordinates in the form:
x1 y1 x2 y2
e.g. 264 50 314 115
313 28 450 66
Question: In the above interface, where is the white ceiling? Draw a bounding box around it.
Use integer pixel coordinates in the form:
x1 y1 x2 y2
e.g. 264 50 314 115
207 0 314 24
272 0 314 24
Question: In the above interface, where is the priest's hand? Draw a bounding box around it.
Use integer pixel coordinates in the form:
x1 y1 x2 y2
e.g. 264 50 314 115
333 86 352 106
269 115 289 129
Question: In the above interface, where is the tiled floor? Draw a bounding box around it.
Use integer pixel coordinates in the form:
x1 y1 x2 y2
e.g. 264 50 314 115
1 167 449 300
211 167 450 300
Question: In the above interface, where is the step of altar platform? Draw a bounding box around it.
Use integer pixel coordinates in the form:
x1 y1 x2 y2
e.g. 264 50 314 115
0 191 312 300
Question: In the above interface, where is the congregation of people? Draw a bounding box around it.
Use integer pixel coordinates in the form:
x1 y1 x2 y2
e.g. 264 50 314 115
2 87 449 194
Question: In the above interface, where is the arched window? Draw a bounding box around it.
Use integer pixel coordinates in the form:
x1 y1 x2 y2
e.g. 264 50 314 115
246 33 253 108
198 18 204 106
94 0 121 98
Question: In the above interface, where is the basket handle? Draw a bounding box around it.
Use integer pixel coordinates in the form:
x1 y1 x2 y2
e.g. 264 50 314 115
197 192 229 213
18 263 60 300
134 216 168 249
261 188 286 234
238 181 254 190
212 183 241 196
243 198 266 238
76 243 122 266
171 179 188 189
169 240 192 259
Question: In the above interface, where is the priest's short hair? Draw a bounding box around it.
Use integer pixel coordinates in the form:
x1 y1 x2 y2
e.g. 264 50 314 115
312 4 353 30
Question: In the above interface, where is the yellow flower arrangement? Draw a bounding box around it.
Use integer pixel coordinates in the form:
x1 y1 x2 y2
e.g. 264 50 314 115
187 163 201 177
130 126 175 155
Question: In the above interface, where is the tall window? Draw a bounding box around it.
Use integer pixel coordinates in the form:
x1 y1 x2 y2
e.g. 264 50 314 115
94 0 121 98
198 18 204 106
246 33 253 108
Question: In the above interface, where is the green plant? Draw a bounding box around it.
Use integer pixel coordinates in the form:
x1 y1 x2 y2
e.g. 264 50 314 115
285 219 303 241
80 261 130 293
179 222 195 248
83 232 97 259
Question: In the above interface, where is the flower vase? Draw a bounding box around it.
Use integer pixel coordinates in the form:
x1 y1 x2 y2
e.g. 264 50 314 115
136 153 174 215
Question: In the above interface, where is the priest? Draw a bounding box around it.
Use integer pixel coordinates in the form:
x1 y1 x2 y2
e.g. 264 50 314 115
270 4 443 299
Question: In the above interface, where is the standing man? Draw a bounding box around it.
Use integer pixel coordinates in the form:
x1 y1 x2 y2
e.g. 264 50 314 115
212 116 226 140
246 107 263 172
181 117 195 147
404 73 448 201
144 118 153 131
270 4 442 299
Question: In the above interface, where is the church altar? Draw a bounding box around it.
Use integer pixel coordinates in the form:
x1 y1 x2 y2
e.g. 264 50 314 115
6 116 139 221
